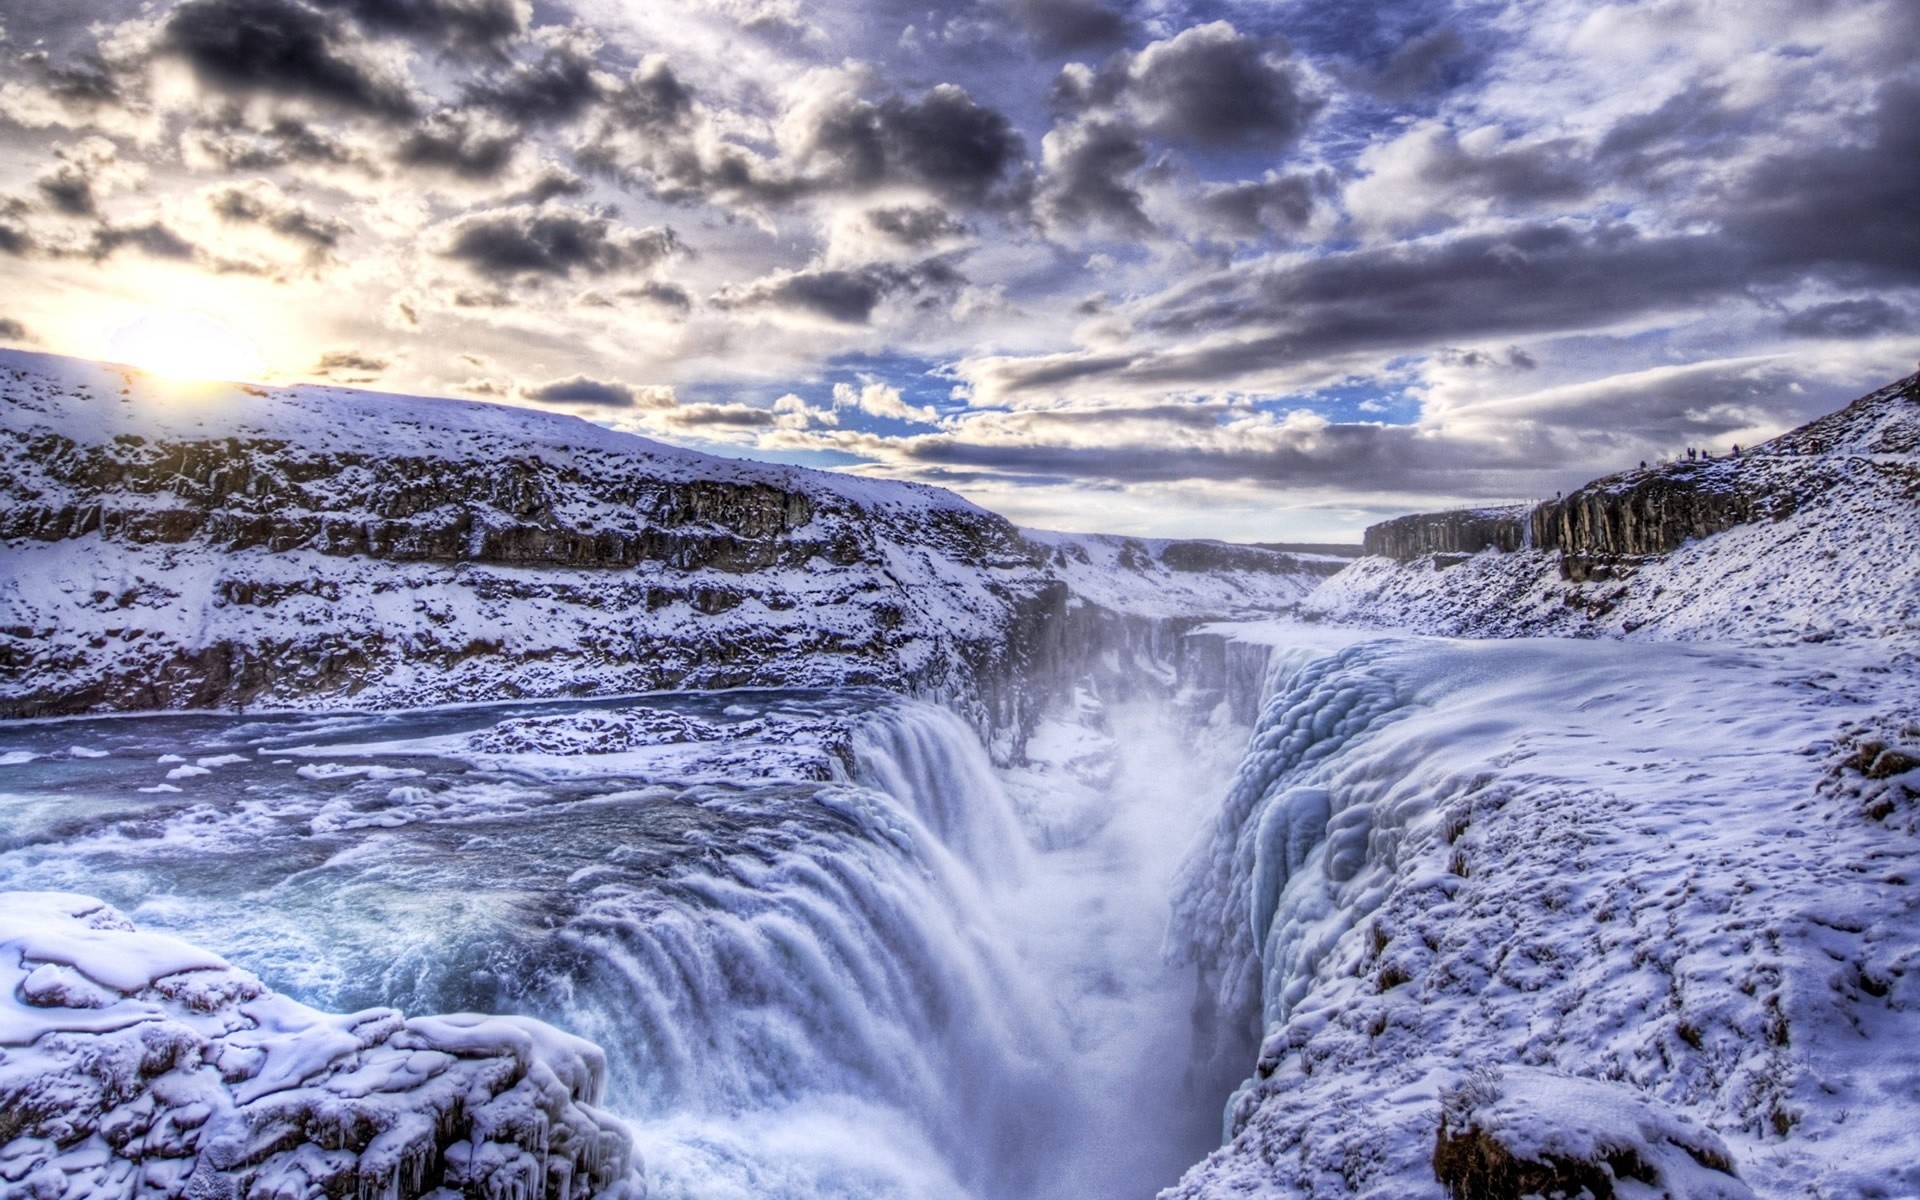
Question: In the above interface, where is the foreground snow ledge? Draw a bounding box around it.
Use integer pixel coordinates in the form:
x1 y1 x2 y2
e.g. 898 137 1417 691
0 892 642 1199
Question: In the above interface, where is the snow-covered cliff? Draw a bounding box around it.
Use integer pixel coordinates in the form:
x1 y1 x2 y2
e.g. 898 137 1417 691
0 350 1326 749
1309 374 1920 644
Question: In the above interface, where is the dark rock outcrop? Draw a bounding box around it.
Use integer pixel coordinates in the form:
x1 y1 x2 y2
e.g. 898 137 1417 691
1362 506 1528 563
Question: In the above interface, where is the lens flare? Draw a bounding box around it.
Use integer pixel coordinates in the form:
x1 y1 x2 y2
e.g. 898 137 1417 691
106 312 263 383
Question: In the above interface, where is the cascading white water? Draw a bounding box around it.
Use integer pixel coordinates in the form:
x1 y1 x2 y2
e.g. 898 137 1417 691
851 702 1032 885
0 685 1258 1200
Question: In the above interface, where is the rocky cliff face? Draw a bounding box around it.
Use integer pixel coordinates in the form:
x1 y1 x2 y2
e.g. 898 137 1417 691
1316 374 1920 643
1361 506 1528 564
0 351 1322 749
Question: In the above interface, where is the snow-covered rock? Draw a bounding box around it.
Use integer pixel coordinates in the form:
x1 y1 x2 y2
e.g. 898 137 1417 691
0 892 641 1199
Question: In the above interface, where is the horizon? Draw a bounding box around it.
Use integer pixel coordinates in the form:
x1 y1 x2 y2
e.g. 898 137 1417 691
1 0 1915 540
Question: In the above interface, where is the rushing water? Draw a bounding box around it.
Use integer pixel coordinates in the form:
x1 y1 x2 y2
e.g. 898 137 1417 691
0 687 1251 1200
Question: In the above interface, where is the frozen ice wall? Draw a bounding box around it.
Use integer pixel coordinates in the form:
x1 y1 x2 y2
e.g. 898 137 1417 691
1165 633 1920 1198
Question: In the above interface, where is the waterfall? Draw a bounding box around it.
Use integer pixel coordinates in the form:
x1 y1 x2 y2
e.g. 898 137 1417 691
850 701 1032 886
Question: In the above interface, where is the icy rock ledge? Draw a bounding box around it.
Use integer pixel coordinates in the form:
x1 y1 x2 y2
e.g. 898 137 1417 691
1433 1067 1754 1200
0 892 642 1200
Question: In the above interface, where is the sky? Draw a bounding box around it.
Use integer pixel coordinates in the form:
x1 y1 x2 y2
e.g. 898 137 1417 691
0 0 1915 540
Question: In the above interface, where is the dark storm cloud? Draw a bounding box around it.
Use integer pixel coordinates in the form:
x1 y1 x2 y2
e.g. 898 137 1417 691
603 59 694 131
715 260 961 325
1197 173 1325 239
1780 298 1907 340
507 167 589 205
1723 78 1920 282
878 412 1518 493
35 165 96 217
43 59 127 106
526 374 636 406
664 404 775 429
441 206 681 279
867 205 968 247
1120 22 1318 150
1000 0 1133 52
975 222 1753 400
465 39 602 124
1039 119 1150 234
316 349 388 372
1595 83 1747 167
306 0 527 55
397 110 519 178
0 208 32 257
624 280 693 311
886 359 1832 497
209 184 349 248
155 0 418 118
804 84 1026 206
186 118 366 171
89 221 199 262
1363 26 1479 100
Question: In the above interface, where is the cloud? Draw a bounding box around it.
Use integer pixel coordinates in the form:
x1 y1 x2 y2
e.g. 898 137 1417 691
0 317 31 342
999 0 1132 52
1196 172 1326 240
208 180 349 249
832 378 937 423
1362 26 1480 100
36 163 97 216
714 260 961 325
1346 121 1590 233
89 220 200 262
396 109 521 178
31 138 144 220
306 0 529 56
1037 118 1150 235
153 0 420 118
795 81 1027 207
525 373 646 406
314 349 387 379
1114 22 1319 150
1722 78 1920 283
864 204 968 248
439 204 682 280
464 32 602 124
1780 297 1907 340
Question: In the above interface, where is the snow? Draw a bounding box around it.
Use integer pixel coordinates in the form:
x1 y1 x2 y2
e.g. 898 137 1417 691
1022 529 1340 620
1165 633 1920 1199
1307 376 1920 647
0 348 1328 734
0 892 641 1199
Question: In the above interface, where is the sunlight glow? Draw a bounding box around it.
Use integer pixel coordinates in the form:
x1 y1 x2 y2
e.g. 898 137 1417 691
106 312 264 383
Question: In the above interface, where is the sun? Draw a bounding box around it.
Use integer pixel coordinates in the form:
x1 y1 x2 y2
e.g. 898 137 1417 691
106 311 264 383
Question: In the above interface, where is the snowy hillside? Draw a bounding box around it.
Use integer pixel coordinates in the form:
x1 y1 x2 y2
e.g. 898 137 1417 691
1308 374 1920 645
0 350 1322 738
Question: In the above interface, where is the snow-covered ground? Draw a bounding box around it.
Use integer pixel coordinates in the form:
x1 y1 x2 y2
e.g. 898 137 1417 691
1163 630 1920 1198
